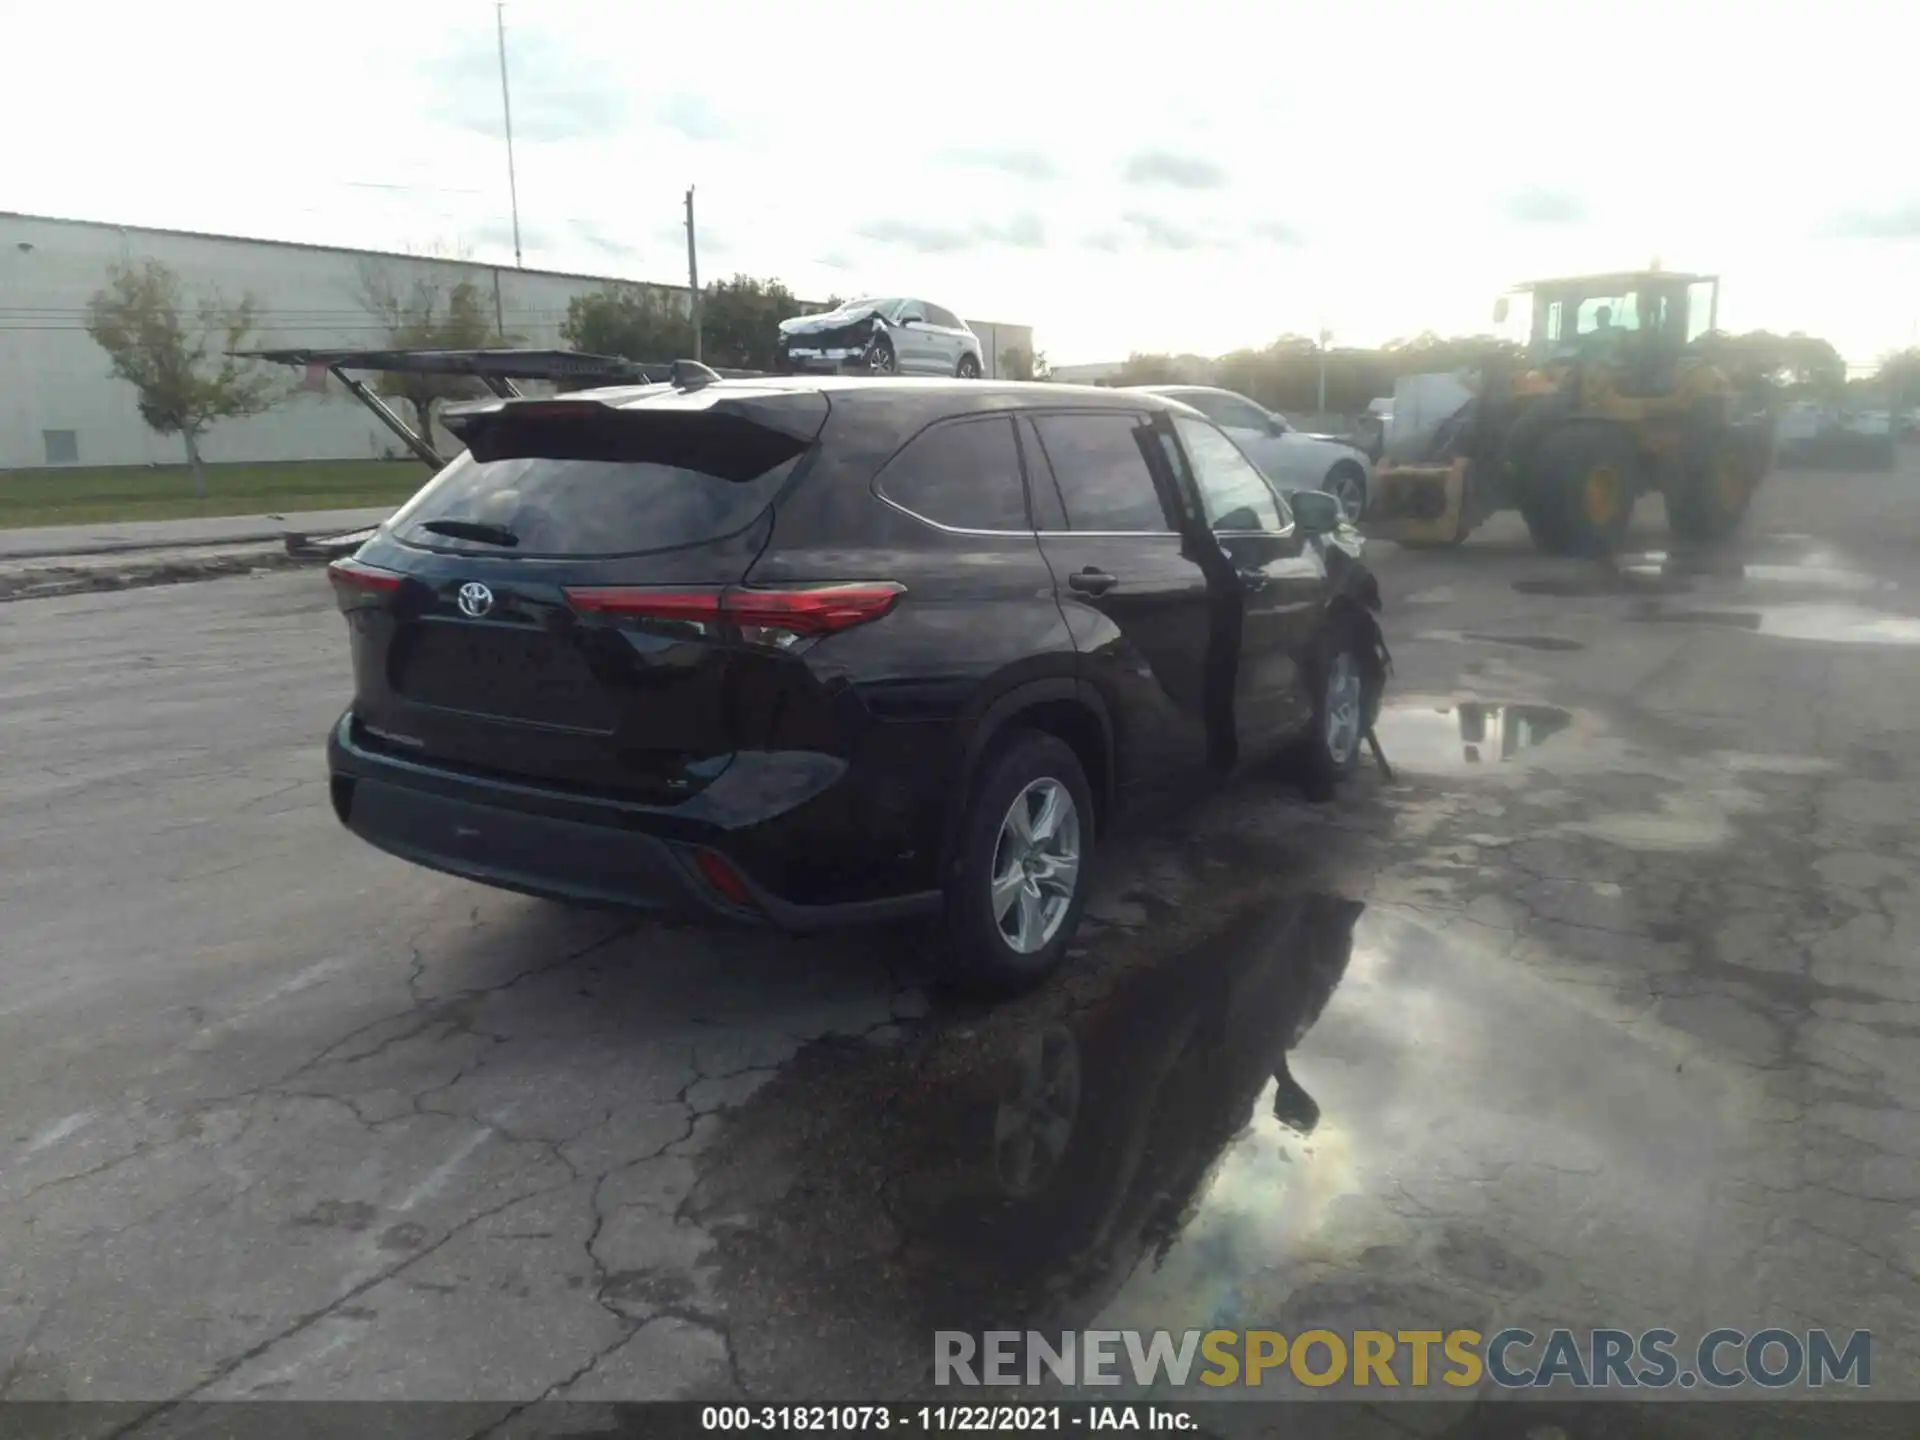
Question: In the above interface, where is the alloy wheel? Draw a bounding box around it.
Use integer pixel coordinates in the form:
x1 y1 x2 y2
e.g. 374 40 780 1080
992 1026 1081 1195
1327 469 1366 521
1324 652 1364 765
990 778 1081 954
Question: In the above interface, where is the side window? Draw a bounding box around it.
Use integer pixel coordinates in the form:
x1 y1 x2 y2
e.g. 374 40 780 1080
876 416 1030 531
1686 280 1716 343
1174 417 1286 534
1210 394 1273 433
1029 412 1174 533
1015 417 1069 530
927 305 962 329
899 299 929 324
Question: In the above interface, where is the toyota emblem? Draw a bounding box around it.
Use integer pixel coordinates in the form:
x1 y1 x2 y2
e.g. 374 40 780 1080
456 582 495 618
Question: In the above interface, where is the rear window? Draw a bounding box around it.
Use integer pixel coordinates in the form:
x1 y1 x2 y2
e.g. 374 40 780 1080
1028 412 1172 532
389 449 803 559
877 416 1029 531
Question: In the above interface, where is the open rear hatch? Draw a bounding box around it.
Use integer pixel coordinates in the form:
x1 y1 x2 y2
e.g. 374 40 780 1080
335 388 861 804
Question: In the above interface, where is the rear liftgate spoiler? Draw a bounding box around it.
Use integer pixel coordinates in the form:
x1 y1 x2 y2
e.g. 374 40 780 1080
231 348 774 557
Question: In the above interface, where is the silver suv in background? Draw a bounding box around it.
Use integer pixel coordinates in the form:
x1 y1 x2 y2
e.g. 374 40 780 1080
778 297 984 378
1129 385 1374 520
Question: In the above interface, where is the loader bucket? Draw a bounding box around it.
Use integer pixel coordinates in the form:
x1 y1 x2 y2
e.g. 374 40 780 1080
1361 459 1472 547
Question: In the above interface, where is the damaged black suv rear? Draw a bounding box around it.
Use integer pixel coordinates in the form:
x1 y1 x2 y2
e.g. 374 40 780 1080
324 375 1386 995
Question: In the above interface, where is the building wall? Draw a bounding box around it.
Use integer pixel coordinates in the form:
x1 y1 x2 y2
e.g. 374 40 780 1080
0 212 1032 469
967 320 1035 380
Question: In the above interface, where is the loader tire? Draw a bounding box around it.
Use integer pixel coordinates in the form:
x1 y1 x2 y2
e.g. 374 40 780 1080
1668 431 1759 543
1520 423 1638 557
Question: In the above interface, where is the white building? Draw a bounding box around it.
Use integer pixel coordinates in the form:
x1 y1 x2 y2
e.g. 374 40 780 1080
0 212 1034 470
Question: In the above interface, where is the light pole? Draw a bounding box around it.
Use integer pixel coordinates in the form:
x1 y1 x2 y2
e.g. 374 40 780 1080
496 3 523 268
1316 325 1332 415
685 187 702 362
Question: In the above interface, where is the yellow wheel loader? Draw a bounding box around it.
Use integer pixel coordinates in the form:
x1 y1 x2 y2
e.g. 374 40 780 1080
1364 271 1774 555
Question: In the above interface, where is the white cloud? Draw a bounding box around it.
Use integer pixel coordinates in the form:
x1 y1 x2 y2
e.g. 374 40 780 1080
3 0 1913 365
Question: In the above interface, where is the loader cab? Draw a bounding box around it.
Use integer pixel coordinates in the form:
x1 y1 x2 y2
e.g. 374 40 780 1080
1511 271 1721 396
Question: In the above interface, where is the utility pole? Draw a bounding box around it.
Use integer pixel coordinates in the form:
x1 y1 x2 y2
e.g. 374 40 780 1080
685 186 702 362
1316 325 1332 415
496 3 523 268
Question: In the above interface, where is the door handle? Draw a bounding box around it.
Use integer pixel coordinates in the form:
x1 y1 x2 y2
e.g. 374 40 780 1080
1237 568 1270 593
1067 568 1117 596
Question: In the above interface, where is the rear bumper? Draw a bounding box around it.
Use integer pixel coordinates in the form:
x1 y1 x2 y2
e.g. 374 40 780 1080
326 715 940 932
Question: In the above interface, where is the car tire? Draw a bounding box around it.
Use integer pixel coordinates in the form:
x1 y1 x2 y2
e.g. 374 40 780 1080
956 352 982 379
1284 613 1383 802
1522 423 1638 557
940 730 1095 997
1323 460 1368 521
866 332 898 375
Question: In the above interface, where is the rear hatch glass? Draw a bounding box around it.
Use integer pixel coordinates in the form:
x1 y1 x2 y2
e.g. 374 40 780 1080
388 401 815 559
346 394 825 799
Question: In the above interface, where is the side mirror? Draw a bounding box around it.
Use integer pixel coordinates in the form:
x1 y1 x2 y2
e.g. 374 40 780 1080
1266 416 1287 436
1493 296 1510 324
1291 489 1346 534
900 313 924 326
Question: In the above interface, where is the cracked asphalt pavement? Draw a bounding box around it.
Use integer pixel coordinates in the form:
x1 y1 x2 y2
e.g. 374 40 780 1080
3 465 1919 1431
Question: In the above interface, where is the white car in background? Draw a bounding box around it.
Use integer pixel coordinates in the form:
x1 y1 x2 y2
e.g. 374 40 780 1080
1131 384 1374 521
777 297 984 378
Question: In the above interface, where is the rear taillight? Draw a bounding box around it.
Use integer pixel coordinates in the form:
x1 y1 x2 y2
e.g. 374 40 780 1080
328 557 405 612
694 849 755 908
563 582 904 649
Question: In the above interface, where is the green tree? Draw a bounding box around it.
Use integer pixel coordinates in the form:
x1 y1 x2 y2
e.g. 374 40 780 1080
699 274 811 370
560 283 694 364
1001 347 1052 381
1109 352 1185 386
1695 330 1846 401
1876 347 1920 411
83 260 283 496
354 259 502 445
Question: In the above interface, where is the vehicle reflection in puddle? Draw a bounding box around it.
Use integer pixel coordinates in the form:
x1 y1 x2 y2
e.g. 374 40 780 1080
689 891 1745 1399
1372 700 1575 773
1631 600 1920 645
683 892 1364 1394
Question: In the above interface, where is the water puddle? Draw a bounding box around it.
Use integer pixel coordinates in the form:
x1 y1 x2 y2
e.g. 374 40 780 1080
1373 700 1577 773
1459 633 1586 652
1513 571 1692 598
1520 541 1894 605
686 895 1747 1398
1631 601 1920 645
1619 546 1889 595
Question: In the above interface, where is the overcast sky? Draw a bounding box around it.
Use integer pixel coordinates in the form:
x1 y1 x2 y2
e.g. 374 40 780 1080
7 0 1915 366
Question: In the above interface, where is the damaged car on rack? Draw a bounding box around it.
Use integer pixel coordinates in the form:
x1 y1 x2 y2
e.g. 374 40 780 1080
777 297 984 378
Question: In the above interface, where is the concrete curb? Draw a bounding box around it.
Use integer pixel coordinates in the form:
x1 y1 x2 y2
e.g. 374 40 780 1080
0 530 305 562
0 546 329 603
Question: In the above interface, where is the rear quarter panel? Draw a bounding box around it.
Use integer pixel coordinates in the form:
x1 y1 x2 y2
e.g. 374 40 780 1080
746 443 1079 892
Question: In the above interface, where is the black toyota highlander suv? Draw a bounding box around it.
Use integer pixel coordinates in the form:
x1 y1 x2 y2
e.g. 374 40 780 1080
324 369 1388 993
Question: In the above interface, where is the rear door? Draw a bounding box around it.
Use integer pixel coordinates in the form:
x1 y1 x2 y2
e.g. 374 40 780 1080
1021 409 1229 790
340 392 829 803
896 299 943 373
925 304 968 372
1166 415 1326 750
